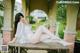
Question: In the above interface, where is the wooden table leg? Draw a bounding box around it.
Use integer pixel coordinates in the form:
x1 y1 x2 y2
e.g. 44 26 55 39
20 48 28 53
14 47 18 53
59 49 68 53
8 46 14 53
18 47 20 53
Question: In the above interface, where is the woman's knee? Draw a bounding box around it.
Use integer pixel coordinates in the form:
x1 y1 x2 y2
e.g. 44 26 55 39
30 39 39 44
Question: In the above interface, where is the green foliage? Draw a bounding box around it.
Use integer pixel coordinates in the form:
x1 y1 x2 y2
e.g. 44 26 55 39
58 23 65 39
32 19 46 30
56 4 66 39
26 16 36 24
28 16 33 22
0 16 3 33
56 4 66 23
0 3 4 10
0 16 3 28
0 3 4 31
76 31 80 40
27 16 47 30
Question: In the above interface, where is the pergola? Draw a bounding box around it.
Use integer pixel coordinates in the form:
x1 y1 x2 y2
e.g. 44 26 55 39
2 0 80 53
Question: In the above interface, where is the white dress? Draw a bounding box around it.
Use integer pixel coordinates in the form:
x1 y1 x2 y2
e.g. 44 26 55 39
15 22 73 46
15 22 55 44
15 22 33 44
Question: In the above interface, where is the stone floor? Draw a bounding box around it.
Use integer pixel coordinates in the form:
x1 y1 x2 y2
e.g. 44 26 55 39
28 50 47 53
0 50 47 53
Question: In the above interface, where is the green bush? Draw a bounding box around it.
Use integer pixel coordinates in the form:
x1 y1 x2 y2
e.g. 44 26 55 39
0 3 4 33
0 3 4 10
76 31 80 40
0 16 3 30
58 22 65 39
56 4 66 39
32 19 45 30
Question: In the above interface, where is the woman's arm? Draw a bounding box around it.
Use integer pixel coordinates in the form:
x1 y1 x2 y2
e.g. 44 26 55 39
9 22 23 43
9 38 16 43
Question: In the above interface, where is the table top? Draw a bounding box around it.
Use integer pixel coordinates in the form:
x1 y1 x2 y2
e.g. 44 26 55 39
8 42 69 50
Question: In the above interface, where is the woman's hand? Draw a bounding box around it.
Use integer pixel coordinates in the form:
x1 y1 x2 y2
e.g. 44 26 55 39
8 38 16 44
8 41 14 44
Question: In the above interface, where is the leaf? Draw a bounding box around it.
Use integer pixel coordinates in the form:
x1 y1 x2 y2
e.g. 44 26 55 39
0 3 4 10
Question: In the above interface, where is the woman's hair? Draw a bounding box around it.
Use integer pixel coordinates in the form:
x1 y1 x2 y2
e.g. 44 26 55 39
14 13 24 35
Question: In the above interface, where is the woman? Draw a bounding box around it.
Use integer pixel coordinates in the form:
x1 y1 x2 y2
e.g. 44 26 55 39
10 13 72 46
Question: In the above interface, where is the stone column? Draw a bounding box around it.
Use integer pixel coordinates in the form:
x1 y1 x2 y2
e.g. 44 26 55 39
48 0 57 23
2 0 15 45
48 0 57 35
64 4 79 53
76 7 80 31
22 0 29 18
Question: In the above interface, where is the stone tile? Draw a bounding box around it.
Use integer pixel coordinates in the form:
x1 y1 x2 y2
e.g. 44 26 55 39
27 50 47 53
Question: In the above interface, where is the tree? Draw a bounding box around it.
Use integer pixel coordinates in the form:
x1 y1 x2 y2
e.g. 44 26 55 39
56 4 66 39
0 16 3 29
0 3 4 10
0 2 4 32
56 4 66 22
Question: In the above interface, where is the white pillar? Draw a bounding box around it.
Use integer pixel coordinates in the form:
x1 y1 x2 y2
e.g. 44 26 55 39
2 0 15 44
48 0 57 35
64 4 79 43
64 4 79 53
48 0 57 23
22 0 29 18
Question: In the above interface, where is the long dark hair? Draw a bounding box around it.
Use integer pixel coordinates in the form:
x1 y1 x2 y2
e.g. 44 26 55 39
14 13 24 35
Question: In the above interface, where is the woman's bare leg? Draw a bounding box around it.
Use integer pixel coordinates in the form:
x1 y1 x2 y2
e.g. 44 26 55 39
31 26 62 43
31 26 73 46
31 26 43 43
39 26 61 40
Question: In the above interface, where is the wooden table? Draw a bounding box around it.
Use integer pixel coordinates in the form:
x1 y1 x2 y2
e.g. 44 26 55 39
8 42 69 53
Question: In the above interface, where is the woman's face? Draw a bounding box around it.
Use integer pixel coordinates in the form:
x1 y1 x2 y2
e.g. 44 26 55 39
20 16 29 24
20 16 24 21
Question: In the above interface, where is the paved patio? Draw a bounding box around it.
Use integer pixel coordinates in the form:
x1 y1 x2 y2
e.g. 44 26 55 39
0 50 47 53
